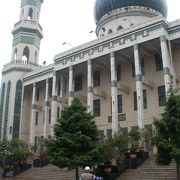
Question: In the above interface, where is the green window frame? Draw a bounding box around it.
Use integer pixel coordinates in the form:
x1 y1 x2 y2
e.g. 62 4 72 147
74 75 83 91
158 85 166 106
93 99 100 117
0 83 5 139
13 80 22 139
93 70 100 87
134 91 137 111
35 111 38 126
143 89 147 109
3 81 11 139
49 109 51 124
155 53 163 71
118 95 122 113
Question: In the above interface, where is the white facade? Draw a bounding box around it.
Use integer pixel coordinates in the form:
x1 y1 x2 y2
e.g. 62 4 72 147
0 0 180 147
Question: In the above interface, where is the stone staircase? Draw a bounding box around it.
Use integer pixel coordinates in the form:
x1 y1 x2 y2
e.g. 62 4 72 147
6 164 84 180
116 157 177 180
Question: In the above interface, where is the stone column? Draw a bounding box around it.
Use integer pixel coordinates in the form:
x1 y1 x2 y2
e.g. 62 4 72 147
44 79 49 138
134 44 144 129
87 59 93 113
59 75 64 115
30 82 36 145
68 66 74 105
110 52 118 135
160 35 171 95
51 71 58 136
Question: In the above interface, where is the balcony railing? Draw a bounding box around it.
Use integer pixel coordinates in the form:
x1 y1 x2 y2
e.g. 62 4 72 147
14 20 43 31
3 60 42 68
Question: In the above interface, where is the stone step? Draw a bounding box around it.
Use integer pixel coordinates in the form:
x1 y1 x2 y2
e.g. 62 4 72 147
116 158 177 180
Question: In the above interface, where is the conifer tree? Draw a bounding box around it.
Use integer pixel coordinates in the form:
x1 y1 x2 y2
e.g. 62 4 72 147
46 98 103 180
153 89 180 180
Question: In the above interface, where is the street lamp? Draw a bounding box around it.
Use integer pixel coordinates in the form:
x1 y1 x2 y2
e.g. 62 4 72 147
62 42 73 48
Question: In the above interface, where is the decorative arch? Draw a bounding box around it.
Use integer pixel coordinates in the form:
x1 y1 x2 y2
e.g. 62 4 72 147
28 7 33 20
22 46 30 62
34 50 38 63
12 80 23 139
3 81 11 139
0 83 5 139
14 48 17 60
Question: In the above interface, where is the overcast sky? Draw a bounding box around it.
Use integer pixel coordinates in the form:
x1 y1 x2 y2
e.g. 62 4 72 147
0 0 180 76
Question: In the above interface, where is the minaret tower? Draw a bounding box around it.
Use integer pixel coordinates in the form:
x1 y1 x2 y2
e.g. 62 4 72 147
12 0 43 64
0 0 43 141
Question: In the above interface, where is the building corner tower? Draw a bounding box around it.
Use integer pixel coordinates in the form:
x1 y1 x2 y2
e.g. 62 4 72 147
0 0 43 141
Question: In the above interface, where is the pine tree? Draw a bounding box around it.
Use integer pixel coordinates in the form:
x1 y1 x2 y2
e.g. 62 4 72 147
45 98 102 180
153 90 180 180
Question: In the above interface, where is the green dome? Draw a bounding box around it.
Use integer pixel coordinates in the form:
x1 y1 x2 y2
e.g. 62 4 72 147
94 0 168 24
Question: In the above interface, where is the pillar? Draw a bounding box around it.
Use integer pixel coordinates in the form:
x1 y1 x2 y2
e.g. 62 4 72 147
68 66 74 105
110 52 118 135
134 44 144 129
87 59 93 113
51 71 58 136
30 82 36 145
160 35 171 95
44 79 49 138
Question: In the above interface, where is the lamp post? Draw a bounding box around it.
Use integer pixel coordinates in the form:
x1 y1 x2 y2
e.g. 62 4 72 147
62 42 73 48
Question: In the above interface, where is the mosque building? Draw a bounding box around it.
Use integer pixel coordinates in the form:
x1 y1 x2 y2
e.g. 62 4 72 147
0 0 180 147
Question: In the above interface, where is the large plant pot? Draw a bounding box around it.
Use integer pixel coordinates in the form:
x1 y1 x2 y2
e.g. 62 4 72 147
104 167 112 173
130 153 137 158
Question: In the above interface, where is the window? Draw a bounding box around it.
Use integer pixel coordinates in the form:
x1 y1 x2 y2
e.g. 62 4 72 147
43 110 45 124
64 79 67 94
98 130 104 142
34 136 37 152
118 95 122 113
143 89 147 109
49 83 52 98
158 85 166 106
93 99 100 117
93 70 100 87
57 107 60 119
121 127 128 135
141 59 145 75
13 80 22 139
22 46 29 62
3 81 11 139
155 53 163 71
0 83 5 139
49 109 51 124
57 79 61 96
107 129 112 138
35 112 38 126
9 126 12 134
108 29 113 34
14 48 17 60
117 25 123 31
117 64 121 81
74 75 82 91
134 91 137 111
28 8 33 20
